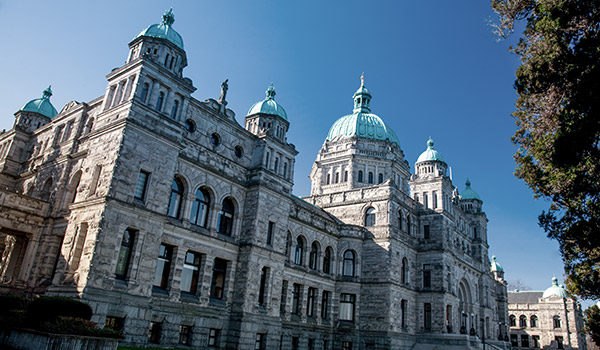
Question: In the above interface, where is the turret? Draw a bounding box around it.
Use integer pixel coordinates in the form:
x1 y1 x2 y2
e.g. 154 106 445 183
245 84 289 142
13 86 57 132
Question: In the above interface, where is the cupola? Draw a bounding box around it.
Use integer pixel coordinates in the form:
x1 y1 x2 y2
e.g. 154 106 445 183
135 8 184 50
245 84 289 142
414 138 447 177
490 255 505 280
19 86 58 118
326 75 400 145
460 179 483 212
542 277 568 299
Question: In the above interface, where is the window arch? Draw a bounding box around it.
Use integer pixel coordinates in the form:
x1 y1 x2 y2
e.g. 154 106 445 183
335 172 339 183
407 216 412 235
343 250 356 277
344 170 348 182
368 171 374 184
530 315 538 328
156 91 164 111
217 197 235 236
401 257 408 284
553 315 561 328
509 315 516 327
323 246 333 274
365 207 376 226
167 178 184 218
519 315 527 327
190 187 210 227
66 170 82 205
378 173 383 184
294 236 305 265
309 241 320 270
358 170 363 183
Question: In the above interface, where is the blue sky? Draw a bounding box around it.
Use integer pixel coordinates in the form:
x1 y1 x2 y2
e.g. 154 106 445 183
0 1 571 296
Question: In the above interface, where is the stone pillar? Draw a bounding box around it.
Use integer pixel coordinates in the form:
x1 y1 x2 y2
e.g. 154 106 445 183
0 235 16 282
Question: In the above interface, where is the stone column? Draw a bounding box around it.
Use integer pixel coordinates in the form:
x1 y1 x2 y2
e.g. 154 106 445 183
0 235 16 282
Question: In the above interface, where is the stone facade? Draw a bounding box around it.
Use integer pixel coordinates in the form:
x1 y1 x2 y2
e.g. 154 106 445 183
0 10 509 350
508 282 587 350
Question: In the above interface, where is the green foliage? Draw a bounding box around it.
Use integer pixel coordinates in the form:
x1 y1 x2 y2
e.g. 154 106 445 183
40 316 123 339
0 294 29 329
585 306 600 346
26 296 93 327
492 0 600 300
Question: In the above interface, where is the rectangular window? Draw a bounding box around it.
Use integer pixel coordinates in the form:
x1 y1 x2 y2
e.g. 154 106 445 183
153 244 173 289
208 328 220 347
292 283 302 315
307 287 316 317
267 221 275 246
323 338 328 350
555 336 564 349
255 333 267 350
532 335 540 348
339 293 356 322
424 303 432 330
134 170 150 201
401 299 407 327
308 338 314 350
280 280 288 314
179 325 192 345
258 266 269 306
292 337 299 350
104 316 125 331
148 321 161 344
210 258 228 299
423 225 430 239
115 228 135 280
321 291 330 320
341 341 352 350
521 334 529 348
423 264 431 289
510 334 518 347
432 190 438 208
181 251 201 294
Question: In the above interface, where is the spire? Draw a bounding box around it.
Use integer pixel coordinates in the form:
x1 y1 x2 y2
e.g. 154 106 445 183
465 178 471 187
361 72 365 87
353 74 371 113
162 8 175 26
266 83 276 99
42 85 53 99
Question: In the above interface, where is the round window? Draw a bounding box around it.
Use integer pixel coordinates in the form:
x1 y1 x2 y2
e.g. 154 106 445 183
210 133 221 146
185 119 196 133
234 145 243 158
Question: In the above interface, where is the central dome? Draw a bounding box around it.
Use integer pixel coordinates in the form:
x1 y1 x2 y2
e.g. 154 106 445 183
326 76 399 145
135 9 184 50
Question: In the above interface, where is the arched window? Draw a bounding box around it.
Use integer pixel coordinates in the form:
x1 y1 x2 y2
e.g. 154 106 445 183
365 207 376 226
326 174 331 184
66 170 82 205
190 188 210 227
170 100 179 119
398 211 403 231
167 178 184 218
553 315 561 328
41 177 53 201
217 198 235 235
274 157 279 173
285 232 292 257
378 173 383 184
407 216 412 235
530 315 538 328
283 163 288 178
368 171 374 184
343 250 355 277
323 247 332 274
140 83 149 103
344 170 348 182
294 236 305 265
401 257 408 284
309 242 319 270
509 315 516 327
519 315 527 327
156 92 164 111
335 172 339 183
358 170 363 183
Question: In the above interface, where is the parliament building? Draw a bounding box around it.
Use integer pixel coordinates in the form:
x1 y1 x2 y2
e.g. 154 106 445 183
0 9 510 350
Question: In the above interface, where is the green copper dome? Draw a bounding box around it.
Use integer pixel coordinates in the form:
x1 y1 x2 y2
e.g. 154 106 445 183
461 179 481 200
490 256 504 272
542 277 567 298
326 75 400 145
135 9 184 50
20 86 58 118
247 84 288 120
416 138 445 163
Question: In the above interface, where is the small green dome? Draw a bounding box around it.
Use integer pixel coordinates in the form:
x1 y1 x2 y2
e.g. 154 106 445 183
490 256 504 272
416 138 445 163
247 84 288 120
542 277 567 298
461 179 481 200
326 75 399 145
20 86 58 118
135 9 184 50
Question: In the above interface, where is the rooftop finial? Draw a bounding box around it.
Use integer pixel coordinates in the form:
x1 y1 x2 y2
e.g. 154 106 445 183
42 85 53 99
426 137 434 149
360 72 365 87
465 178 471 187
266 83 276 99
162 8 175 26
